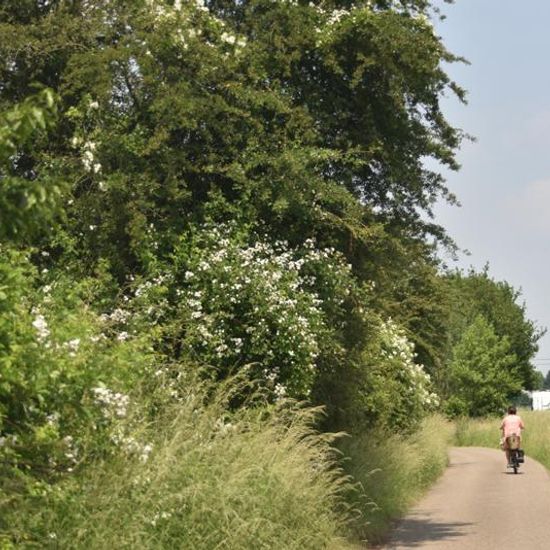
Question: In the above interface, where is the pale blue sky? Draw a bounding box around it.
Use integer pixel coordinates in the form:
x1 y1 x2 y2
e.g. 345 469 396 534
432 0 550 373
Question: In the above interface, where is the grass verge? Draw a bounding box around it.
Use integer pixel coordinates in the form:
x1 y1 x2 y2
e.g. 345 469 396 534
2 369 456 550
2 376 356 550
341 415 454 545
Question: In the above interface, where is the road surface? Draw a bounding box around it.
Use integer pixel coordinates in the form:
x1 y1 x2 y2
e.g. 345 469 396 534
384 446 550 549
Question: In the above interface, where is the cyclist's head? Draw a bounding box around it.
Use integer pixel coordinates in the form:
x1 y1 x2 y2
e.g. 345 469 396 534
508 406 517 415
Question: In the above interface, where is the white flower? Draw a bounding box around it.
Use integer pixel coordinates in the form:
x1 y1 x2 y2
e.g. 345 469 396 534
32 314 50 342
274 383 287 399
92 387 130 419
67 338 81 352
221 32 236 45
89 100 99 110
195 0 208 11
140 443 153 463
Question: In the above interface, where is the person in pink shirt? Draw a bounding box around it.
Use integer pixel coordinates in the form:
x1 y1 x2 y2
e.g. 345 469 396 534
500 405 525 467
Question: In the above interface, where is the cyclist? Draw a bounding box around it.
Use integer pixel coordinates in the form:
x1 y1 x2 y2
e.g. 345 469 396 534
500 405 525 467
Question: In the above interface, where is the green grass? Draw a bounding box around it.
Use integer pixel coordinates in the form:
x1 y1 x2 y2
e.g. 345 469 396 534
3 377 357 550
340 415 454 545
1 370 456 550
455 410 550 470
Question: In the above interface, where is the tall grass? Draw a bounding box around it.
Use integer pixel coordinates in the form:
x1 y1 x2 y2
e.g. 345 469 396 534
340 415 454 545
6 376 356 549
455 410 550 470
2 369 457 549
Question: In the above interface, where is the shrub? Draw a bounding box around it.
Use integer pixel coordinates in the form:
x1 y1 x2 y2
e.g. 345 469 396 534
127 223 356 400
0 246 155 532
316 316 439 434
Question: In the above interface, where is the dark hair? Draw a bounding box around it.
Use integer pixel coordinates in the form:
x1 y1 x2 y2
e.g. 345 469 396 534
508 406 517 415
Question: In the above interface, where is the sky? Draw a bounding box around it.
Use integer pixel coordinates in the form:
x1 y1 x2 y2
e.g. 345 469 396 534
430 0 550 374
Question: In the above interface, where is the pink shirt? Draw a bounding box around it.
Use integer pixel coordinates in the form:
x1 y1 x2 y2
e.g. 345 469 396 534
501 414 524 438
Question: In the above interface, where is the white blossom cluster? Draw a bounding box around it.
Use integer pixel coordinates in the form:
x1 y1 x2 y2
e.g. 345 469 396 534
92 386 130 419
78 140 102 174
180 231 326 393
142 0 249 57
220 31 247 49
162 225 356 397
64 338 81 357
100 307 131 324
380 319 439 409
99 306 137 342
111 431 154 463
62 435 79 471
145 0 208 24
32 310 51 345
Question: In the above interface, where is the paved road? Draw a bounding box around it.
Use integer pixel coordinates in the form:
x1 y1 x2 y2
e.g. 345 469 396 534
384 446 550 549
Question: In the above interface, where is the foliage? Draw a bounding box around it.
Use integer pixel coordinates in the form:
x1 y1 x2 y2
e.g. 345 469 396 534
160 225 351 398
0 0 466 279
0 246 154 516
445 315 522 418
3 0 545 547
317 316 439 434
533 370 545 390
0 89 66 241
120 221 438 432
356 236 452 387
444 268 544 391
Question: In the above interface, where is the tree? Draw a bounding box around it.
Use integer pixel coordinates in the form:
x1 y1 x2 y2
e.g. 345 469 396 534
445 315 522 417
0 1 465 272
0 0 467 435
444 268 544 391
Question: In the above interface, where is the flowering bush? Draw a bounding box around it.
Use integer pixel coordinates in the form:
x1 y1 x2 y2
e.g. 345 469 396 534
344 318 439 433
125 224 357 398
314 306 439 434
378 319 439 424
0 246 154 489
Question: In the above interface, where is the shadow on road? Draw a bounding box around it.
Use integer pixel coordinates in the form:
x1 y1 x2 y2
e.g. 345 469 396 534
447 461 476 468
386 516 473 548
